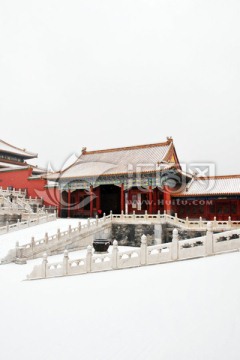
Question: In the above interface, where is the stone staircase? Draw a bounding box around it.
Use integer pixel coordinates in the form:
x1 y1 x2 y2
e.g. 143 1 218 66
1 211 240 265
0 187 43 213
1 217 112 264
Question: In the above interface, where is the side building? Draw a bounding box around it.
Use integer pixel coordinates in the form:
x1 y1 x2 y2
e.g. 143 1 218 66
0 139 59 209
171 175 240 220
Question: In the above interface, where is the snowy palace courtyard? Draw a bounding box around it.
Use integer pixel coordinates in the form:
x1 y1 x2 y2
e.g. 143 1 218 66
0 219 240 360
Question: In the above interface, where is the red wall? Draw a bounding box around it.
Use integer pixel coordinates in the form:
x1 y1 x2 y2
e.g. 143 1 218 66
0 168 60 208
172 198 240 221
0 168 32 191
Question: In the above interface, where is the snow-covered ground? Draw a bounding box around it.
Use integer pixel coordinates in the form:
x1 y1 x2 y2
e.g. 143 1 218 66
0 220 240 360
0 218 84 257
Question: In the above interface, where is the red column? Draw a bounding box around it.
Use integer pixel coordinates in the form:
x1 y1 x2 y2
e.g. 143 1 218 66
96 187 100 213
90 185 93 218
163 186 171 214
204 200 208 220
125 190 129 214
153 188 157 214
238 199 240 220
121 183 125 213
67 190 71 218
149 186 153 214
58 191 62 218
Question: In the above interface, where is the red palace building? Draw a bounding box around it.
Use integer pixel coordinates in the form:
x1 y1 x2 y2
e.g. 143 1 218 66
1 138 239 220
0 139 59 208
48 138 240 221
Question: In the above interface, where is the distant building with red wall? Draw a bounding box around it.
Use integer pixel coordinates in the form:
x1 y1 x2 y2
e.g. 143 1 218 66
0 139 59 209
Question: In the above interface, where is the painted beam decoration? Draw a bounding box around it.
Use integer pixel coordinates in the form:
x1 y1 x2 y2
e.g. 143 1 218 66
59 168 186 192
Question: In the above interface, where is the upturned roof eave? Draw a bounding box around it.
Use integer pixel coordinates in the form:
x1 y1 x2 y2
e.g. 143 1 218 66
0 139 38 159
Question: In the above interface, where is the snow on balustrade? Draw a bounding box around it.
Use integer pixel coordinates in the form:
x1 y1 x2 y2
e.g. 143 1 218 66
91 253 112 272
0 212 57 235
111 212 240 231
213 229 240 253
2 212 240 265
147 243 172 265
232 221 240 227
1 216 112 264
68 259 86 276
47 262 63 277
26 223 240 281
0 186 27 197
117 249 141 269
178 236 206 260
27 244 142 280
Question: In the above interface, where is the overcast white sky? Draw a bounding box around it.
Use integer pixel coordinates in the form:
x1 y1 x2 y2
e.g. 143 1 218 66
0 0 239 174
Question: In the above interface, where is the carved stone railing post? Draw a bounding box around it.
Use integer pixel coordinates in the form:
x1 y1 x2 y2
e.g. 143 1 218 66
174 213 178 224
144 210 148 221
44 232 48 245
121 210 124 220
206 222 213 256
63 250 69 276
31 237 35 255
213 217 217 229
68 225 72 238
112 240 119 269
86 245 93 273
87 218 90 228
141 234 147 265
185 217 189 228
96 215 99 226
16 241 20 259
42 253 48 278
78 222 82 233
157 210 161 220
110 211 113 220
171 228 178 261
103 213 106 222
164 210 167 222
228 216 232 229
57 229 61 241
133 211 136 220
6 221 9 233
154 224 162 244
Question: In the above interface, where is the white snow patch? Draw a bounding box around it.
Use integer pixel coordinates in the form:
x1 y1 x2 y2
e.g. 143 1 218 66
0 221 240 360
0 218 87 257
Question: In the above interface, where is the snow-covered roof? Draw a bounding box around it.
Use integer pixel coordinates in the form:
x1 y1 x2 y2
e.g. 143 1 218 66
0 162 25 169
0 165 29 173
50 139 178 180
45 180 59 188
0 162 46 175
0 139 37 159
30 165 47 175
176 175 240 196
